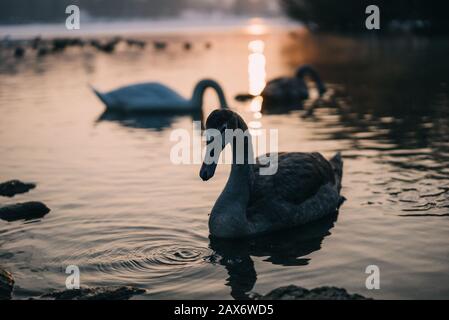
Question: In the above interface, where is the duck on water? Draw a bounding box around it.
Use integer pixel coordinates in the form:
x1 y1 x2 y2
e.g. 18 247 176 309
199 109 344 238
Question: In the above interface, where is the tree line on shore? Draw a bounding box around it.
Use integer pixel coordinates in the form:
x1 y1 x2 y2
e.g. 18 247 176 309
281 0 449 34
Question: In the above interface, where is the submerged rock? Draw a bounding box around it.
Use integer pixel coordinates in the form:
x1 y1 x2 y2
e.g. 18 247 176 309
0 268 14 300
42 286 146 300
256 285 369 300
0 180 36 197
0 201 50 221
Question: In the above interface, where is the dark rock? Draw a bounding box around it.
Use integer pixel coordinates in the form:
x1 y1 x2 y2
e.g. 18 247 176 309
0 268 14 300
0 201 50 222
256 285 370 300
0 180 36 197
42 286 146 300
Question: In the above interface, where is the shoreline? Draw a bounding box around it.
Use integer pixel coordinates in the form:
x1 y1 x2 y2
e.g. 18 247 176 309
0 17 301 39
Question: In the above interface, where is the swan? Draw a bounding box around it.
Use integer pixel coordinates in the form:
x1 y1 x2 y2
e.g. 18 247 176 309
235 65 326 112
91 79 228 113
199 109 344 238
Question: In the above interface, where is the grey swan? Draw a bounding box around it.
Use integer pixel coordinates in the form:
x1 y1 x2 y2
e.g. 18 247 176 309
199 109 344 238
235 65 326 112
91 79 228 113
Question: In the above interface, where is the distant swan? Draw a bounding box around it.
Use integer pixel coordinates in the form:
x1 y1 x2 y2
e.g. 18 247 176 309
91 79 228 113
199 109 344 238
235 65 326 112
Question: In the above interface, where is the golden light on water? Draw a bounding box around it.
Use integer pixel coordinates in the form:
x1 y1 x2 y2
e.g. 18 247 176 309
245 18 268 35
247 39 266 136
249 95 263 112
248 40 266 96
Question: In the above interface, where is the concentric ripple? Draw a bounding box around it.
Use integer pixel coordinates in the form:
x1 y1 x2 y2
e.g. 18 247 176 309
48 225 211 283
94 243 209 276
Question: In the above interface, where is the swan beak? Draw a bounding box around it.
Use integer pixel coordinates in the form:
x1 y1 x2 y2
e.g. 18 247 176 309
200 162 217 181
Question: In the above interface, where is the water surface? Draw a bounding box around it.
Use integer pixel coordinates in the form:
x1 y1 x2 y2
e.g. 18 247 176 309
0 22 448 299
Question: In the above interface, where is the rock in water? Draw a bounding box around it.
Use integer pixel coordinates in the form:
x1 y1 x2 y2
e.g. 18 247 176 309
42 286 146 300
0 268 14 300
0 201 50 221
0 180 36 197
256 285 369 300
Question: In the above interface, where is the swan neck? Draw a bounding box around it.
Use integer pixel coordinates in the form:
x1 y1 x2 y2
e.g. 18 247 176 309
191 79 228 109
296 65 326 95
209 135 255 238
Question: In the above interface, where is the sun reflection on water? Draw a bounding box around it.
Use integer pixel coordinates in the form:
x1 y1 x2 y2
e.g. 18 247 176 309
248 40 266 96
245 18 268 35
247 40 266 136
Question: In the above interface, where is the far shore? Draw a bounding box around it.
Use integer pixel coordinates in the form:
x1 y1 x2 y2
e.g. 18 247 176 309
0 17 301 39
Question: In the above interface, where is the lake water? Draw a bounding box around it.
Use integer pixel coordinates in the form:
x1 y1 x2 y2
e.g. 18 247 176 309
0 20 449 299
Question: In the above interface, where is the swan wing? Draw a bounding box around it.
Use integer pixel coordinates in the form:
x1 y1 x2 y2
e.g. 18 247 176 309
262 77 308 102
103 82 190 111
247 152 339 229
250 152 335 206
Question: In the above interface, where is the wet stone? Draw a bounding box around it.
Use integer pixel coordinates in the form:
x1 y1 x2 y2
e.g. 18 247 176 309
41 286 146 300
255 285 370 300
0 268 14 300
0 180 36 197
0 201 50 221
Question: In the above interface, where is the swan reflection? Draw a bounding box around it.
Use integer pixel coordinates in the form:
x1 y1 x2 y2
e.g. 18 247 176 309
95 109 204 131
209 213 338 300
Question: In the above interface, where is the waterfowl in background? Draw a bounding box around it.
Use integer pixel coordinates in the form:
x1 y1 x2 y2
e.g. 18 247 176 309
37 45 51 57
235 65 327 113
153 41 167 50
91 79 228 113
183 42 192 50
200 109 344 238
126 39 146 49
14 46 25 58
31 36 41 49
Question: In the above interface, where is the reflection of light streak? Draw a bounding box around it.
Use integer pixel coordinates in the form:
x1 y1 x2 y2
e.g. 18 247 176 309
248 40 266 96
249 95 263 112
246 18 268 35
248 92 264 136
247 40 266 134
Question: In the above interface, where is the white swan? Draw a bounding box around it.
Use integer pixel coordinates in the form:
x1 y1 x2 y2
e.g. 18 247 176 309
199 109 344 238
91 79 228 113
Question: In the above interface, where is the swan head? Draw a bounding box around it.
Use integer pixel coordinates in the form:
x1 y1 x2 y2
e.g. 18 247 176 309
199 109 247 181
